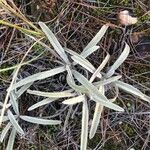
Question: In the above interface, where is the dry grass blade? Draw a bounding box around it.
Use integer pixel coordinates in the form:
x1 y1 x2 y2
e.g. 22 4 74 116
0 20 41 36
0 1 42 34
7 110 24 135
81 98 89 150
39 22 69 64
20 116 61 125
27 89 75 98
106 43 130 77
0 51 44 73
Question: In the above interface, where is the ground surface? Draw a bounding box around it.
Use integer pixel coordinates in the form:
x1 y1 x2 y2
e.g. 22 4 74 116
0 0 150 150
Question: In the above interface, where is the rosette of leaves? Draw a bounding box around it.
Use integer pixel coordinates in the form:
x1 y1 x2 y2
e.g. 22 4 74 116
1 22 149 150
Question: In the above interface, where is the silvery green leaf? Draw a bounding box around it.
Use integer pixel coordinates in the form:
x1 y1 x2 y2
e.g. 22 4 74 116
72 55 101 78
2 115 17 123
0 122 11 142
89 103 103 139
20 115 61 125
66 66 88 93
83 25 109 51
115 81 150 103
62 95 85 105
91 94 123 111
65 48 101 78
27 89 76 98
65 48 95 72
11 66 66 90
106 43 130 77
0 102 11 109
66 74 88 93
26 34 58 57
73 70 124 111
81 98 89 150
100 75 122 85
2 116 9 122
0 102 4 106
7 110 24 135
80 46 100 58
89 86 104 139
39 22 69 64
90 53 110 82
6 128 16 150
28 98 57 111
16 82 33 98
9 92 19 115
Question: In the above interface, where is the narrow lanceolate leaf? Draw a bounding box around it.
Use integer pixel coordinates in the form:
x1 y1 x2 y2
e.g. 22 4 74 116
65 46 99 59
65 48 101 78
83 25 109 52
9 92 19 115
115 81 150 103
27 35 58 58
106 43 130 77
28 98 57 111
2 116 10 122
89 86 104 139
71 55 99 75
62 95 85 105
81 98 89 150
7 110 24 135
89 103 103 139
39 22 69 64
6 128 16 150
80 46 100 58
73 70 124 111
90 53 110 82
66 66 88 93
11 66 66 90
0 122 11 142
27 89 76 98
99 75 122 85
16 82 33 98
20 116 61 125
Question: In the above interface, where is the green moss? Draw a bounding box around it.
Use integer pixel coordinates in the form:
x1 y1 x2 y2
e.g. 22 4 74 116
88 134 101 148
48 125 58 134
102 139 123 150
32 44 44 55
121 123 135 137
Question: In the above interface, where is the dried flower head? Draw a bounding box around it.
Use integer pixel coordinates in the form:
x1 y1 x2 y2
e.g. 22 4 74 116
118 10 138 25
